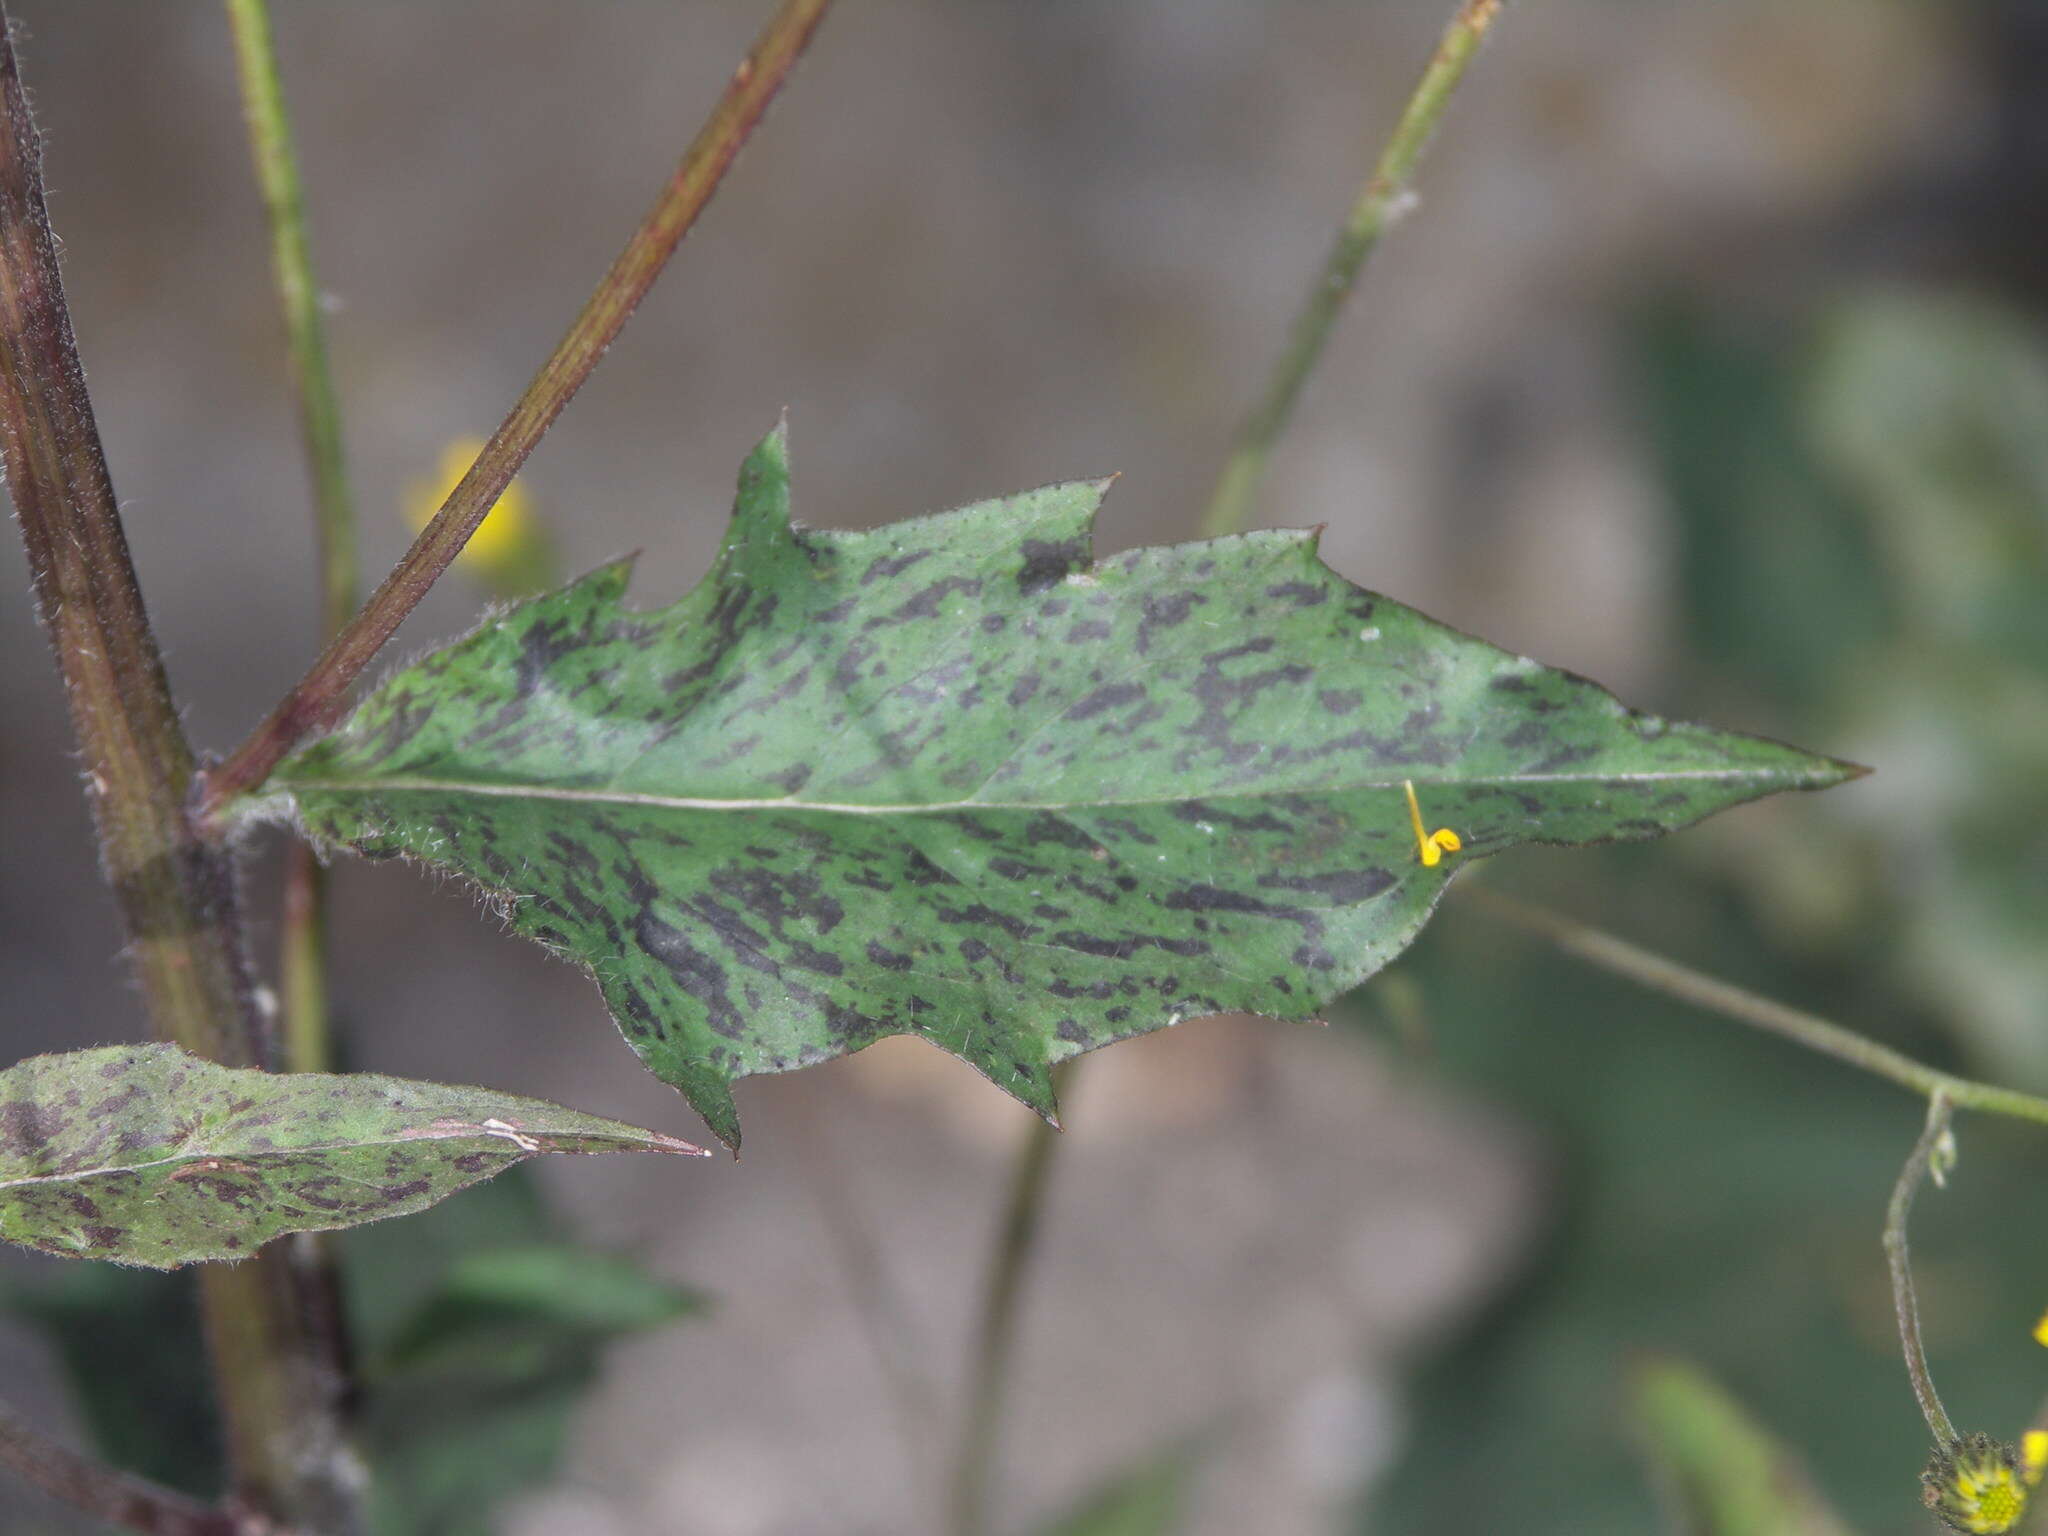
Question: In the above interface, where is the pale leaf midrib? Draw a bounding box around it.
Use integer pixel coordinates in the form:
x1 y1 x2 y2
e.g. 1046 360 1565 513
273 763 1817 817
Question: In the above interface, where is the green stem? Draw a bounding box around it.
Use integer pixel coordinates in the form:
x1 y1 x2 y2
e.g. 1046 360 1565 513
279 849 334 1071
224 0 357 642
1463 886 2048 1129
948 1064 1078 1536
1884 1093 1959 1446
202 0 838 818
0 16 359 1531
224 0 356 1077
0 1401 241 1536
1200 0 1502 539
222 5 362 1490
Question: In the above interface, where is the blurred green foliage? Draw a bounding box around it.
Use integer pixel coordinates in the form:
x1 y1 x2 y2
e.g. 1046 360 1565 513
1647 290 2048 1091
1361 287 2048 1534
1360 845 2048 1533
345 1169 705 1536
0 1167 701 1536
1801 295 2048 1094
0 1265 219 1503
1632 1356 1854 1535
1033 1445 1192 1536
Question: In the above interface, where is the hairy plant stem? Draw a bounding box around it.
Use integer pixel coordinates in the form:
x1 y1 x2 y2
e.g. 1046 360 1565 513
1200 0 1502 539
225 0 359 1079
0 14 359 1532
948 1064 1078 1536
1463 885 2048 1129
203 0 837 817
1885 1093 1959 1445
0 1402 242 1536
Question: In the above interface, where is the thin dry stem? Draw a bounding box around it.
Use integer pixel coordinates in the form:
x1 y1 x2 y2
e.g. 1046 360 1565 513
948 1063 1078 1536
1463 885 2048 1129
1201 0 1503 538
1884 1093 1959 1446
203 0 837 817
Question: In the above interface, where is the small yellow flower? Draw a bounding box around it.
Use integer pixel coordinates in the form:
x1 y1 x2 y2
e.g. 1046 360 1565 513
2033 1306 2048 1350
1403 779 1462 868
1923 1434 2033 1534
404 437 554 595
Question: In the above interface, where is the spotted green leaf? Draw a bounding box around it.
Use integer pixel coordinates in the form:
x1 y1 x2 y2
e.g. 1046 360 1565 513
256 425 1858 1147
0 1044 708 1268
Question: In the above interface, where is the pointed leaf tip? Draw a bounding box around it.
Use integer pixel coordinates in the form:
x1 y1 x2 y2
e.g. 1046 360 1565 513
276 431 1860 1142
740 416 791 490
0 1044 707 1267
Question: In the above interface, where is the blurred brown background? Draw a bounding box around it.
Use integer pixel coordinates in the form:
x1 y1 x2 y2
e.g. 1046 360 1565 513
4 3 2046 1534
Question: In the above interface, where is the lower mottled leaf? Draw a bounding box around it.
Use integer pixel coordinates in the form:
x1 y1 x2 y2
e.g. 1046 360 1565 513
0 1044 707 1268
